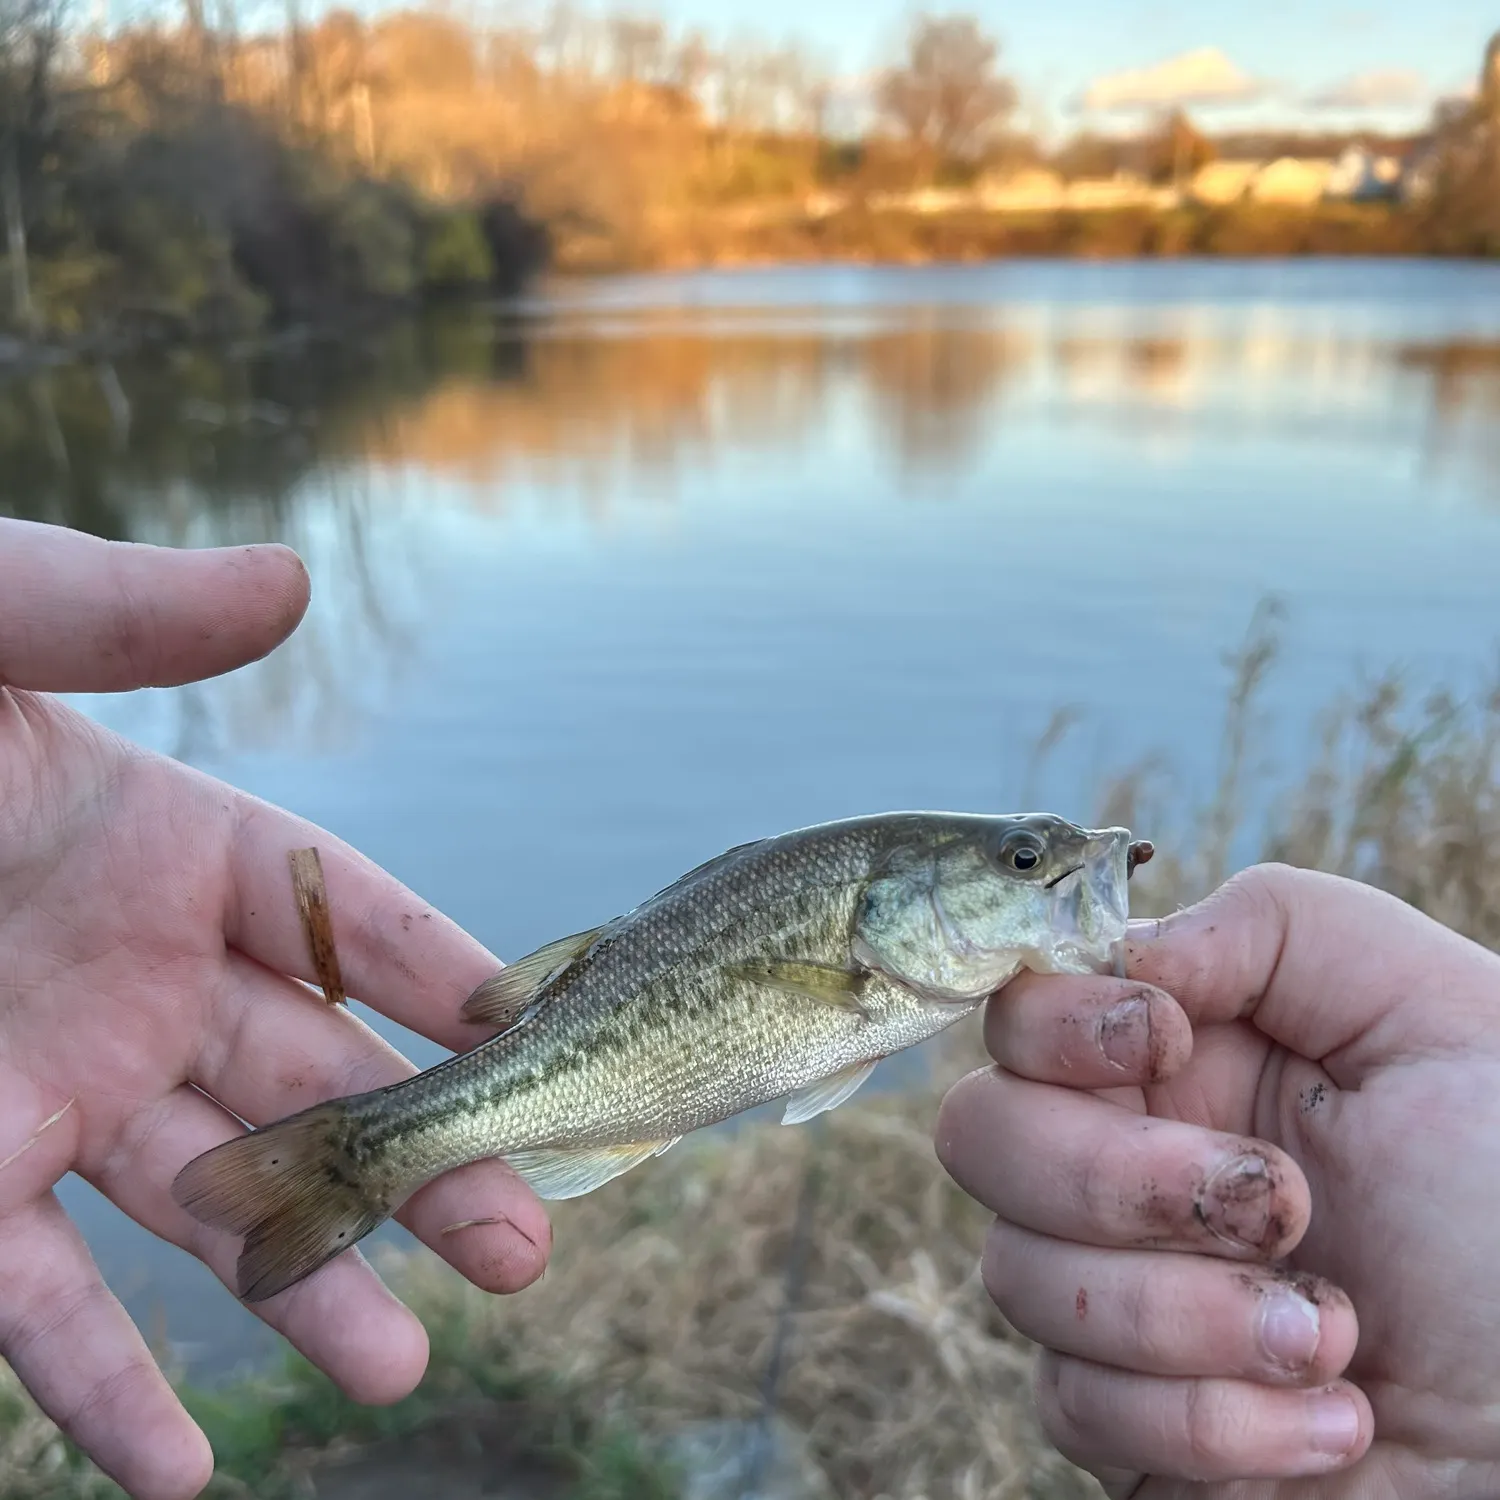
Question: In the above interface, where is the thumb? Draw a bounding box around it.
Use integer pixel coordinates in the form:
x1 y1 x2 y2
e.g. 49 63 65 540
0 520 310 693
1125 863 1500 1083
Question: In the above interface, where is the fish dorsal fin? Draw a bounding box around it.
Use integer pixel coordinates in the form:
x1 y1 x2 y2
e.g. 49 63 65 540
782 1058 879 1124
461 926 606 1028
638 837 764 907
728 957 870 1015
502 1139 677 1200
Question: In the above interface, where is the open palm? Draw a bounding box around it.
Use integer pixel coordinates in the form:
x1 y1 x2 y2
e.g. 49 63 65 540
0 520 550 1500
938 865 1500 1499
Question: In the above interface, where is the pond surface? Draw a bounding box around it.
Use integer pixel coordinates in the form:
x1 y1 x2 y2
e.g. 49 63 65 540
3 256 1499 1377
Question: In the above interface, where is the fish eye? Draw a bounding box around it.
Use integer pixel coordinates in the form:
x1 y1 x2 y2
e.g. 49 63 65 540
997 831 1045 874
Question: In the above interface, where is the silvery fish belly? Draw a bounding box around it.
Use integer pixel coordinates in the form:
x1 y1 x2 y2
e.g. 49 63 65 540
172 811 1151 1302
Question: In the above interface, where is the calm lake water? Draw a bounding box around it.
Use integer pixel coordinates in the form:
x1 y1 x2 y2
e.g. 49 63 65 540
4 256 1500 1377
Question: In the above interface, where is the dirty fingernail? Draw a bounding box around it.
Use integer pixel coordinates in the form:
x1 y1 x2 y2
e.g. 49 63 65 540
1099 996 1150 1072
1198 1152 1273 1250
1257 1287 1320 1372
1307 1391 1360 1458
1125 917 1165 943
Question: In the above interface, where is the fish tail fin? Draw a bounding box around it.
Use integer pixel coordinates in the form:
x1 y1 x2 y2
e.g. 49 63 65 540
171 1101 387 1303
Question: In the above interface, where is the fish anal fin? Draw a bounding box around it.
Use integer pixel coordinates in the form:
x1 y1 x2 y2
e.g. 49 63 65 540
504 1139 674 1200
462 926 606 1027
728 958 870 1016
781 1058 879 1125
170 1102 386 1303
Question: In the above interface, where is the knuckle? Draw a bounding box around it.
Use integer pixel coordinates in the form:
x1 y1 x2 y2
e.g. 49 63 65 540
1223 863 1298 931
1123 1272 1179 1371
59 1353 157 1439
4 1274 111 1365
1037 1352 1096 1454
1076 1132 1136 1239
1176 1380 1250 1478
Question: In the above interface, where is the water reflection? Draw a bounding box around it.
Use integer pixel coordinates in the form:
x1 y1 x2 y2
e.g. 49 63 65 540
3 270 1500 763
5 298 1497 529
1399 340 1500 499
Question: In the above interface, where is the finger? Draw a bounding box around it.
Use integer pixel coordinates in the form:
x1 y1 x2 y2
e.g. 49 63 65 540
224 790 502 1052
0 1193 213 1500
1036 1351 1372 1482
935 1067 1310 1259
0 1061 81 1216
192 951 549 1293
86 1085 431 1406
1125 863 1500 1082
0 519 309 693
985 973 1193 1088
983 1219 1358 1387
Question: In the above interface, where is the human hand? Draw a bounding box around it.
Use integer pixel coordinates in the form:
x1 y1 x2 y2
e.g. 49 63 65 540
936 862 1500 1499
0 520 550 1500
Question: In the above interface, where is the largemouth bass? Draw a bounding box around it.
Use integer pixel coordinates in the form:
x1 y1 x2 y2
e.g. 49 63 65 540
174 811 1152 1302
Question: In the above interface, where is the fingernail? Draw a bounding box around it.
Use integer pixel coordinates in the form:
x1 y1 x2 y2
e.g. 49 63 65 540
1197 1152 1273 1250
1257 1287 1320 1372
1307 1391 1360 1458
1124 917 1164 943
1099 996 1149 1072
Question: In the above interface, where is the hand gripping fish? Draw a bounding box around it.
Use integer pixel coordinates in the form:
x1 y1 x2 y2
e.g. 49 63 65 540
173 812 1154 1301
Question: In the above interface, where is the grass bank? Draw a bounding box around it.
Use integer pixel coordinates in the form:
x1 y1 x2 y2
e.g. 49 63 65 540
5 604 1500 1498
593 201 1431 274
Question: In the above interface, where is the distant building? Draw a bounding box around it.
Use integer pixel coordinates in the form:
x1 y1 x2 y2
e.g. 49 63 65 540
1325 145 1403 201
1061 172 1173 210
975 167 1066 211
975 168 1173 212
1249 157 1336 204
1189 160 1261 204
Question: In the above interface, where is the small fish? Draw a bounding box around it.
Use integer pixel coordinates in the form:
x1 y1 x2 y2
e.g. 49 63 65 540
173 812 1151 1301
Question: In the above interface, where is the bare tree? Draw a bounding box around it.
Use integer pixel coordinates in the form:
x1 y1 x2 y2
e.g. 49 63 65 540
1481 30 1500 123
607 13 664 85
876 12 1016 162
1140 107 1214 187
1424 36 1500 255
0 0 69 330
670 27 711 99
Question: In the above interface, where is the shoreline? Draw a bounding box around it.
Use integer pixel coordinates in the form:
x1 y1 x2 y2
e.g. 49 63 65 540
3 210 1492 373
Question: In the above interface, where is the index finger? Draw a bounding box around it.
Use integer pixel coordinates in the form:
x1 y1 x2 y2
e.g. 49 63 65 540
0 519 309 693
1125 863 1500 1084
225 787 500 1052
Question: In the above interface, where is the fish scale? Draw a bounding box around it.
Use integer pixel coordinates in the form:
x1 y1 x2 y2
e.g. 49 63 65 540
172 810 1147 1302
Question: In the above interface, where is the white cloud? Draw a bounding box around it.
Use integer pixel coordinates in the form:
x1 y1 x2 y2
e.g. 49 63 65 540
1308 68 1429 109
1081 47 1266 112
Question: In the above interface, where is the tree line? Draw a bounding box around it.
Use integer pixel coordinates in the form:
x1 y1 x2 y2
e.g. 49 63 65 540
1 3 1497 346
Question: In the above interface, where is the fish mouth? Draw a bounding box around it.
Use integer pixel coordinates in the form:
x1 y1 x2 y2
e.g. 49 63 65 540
1044 828 1135 972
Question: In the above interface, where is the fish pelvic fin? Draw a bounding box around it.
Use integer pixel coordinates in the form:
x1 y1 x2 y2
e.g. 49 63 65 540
782 1058 879 1124
726 958 871 1017
504 1138 677 1200
461 925 607 1029
171 1102 385 1303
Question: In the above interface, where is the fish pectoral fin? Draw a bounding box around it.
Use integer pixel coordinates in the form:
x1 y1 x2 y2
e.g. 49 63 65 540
728 958 871 1016
461 926 607 1028
503 1139 675 1200
781 1058 879 1125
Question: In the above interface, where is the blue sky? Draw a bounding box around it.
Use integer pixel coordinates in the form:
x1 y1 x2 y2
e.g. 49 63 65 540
644 0 1494 135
